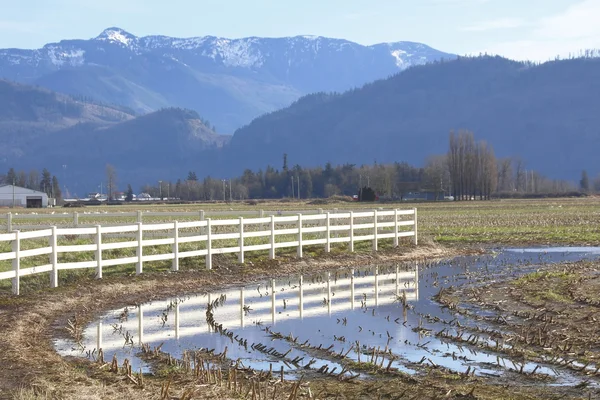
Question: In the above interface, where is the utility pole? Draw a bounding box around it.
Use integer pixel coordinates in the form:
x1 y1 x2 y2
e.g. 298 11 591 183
229 179 232 202
297 175 300 199
62 164 67 198
158 180 162 200
291 176 294 199
12 178 15 208
222 180 226 202
359 174 362 201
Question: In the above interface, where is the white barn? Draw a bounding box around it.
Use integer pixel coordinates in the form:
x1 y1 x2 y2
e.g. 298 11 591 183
0 185 49 208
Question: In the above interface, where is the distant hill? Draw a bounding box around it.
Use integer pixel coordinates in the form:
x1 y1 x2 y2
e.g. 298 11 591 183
225 56 600 180
0 80 229 190
0 79 134 160
0 27 455 133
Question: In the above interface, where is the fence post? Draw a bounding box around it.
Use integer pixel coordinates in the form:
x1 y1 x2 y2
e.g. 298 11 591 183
137 210 143 223
349 211 354 252
393 209 399 247
372 209 378 251
259 209 264 218
269 215 276 259
50 226 58 287
297 213 303 258
238 217 244 264
95 225 102 279
325 212 331 253
73 212 79 227
172 221 179 272
199 210 205 235
413 208 418 246
6 212 12 232
136 222 143 275
206 218 212 270
12 230 20 295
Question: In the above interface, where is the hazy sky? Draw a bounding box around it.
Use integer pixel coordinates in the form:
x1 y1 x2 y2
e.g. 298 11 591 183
1 0 598 61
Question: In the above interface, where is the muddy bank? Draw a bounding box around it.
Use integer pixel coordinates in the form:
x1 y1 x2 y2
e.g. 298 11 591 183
0 242 465 399
436 258 600 398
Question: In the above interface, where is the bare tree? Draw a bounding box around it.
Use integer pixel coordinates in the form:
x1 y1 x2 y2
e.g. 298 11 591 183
424 155 449 199
496 158 513 192
478 141 497 199
106 164 117 200
448 131 496 200
513 158 526 193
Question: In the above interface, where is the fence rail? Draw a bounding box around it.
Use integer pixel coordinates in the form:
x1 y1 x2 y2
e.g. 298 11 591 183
0 209 417 295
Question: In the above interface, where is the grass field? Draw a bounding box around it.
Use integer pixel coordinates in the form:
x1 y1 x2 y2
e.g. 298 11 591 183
1 197 599 399
3 196 599 244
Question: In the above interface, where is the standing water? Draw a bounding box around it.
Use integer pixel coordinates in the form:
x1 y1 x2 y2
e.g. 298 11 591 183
55 247 600 384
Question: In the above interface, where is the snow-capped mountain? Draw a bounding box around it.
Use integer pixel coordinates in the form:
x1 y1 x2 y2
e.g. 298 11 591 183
0 28 455 133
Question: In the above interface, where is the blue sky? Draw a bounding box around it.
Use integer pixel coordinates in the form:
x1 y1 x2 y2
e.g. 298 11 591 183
1 0 598 61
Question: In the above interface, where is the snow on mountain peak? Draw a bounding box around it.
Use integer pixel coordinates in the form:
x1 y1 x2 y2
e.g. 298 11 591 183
95 27 137 46
212 38 264 68
390 49 410 68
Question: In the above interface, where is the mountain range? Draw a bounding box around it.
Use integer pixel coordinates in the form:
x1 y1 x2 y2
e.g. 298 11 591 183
226 55 600 180
0 28 455 133
1 29 599 192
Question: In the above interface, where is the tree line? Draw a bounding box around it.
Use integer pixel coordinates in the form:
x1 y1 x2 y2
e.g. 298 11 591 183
0 167 62 199
128 131 584 201
5 131 590 203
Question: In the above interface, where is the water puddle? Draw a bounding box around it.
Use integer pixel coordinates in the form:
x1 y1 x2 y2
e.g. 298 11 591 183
55 247 600 384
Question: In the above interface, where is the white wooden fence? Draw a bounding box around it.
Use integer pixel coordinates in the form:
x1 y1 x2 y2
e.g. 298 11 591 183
0 209 417 295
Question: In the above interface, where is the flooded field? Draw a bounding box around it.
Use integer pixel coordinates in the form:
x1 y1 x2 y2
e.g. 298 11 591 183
56 247 600 387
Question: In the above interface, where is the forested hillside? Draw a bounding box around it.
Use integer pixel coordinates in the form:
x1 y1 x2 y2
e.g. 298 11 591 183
226 56 600 180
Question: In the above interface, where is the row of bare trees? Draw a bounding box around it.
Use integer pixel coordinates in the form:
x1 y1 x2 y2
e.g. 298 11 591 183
444 130 582 199
447 130 497 200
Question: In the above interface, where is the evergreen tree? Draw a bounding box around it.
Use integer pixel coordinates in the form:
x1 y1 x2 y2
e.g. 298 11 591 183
6 168 16 185
358 187 377 201
187 171 198 181
40 168 52 195
125 184 134 201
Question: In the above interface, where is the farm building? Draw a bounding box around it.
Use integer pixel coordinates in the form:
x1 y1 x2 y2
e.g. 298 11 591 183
0 185 49 208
